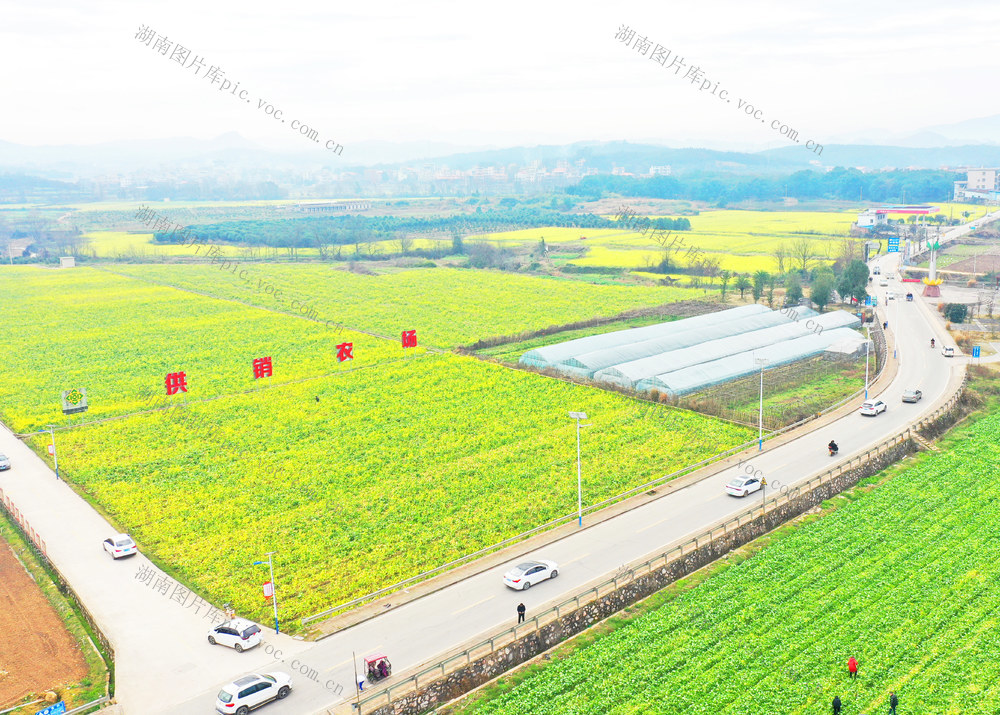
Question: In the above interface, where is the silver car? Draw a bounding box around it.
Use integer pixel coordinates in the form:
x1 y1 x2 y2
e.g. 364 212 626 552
0 453 10 471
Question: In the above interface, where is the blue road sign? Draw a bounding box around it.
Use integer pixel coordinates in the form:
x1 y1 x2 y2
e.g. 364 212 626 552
973 345 981 358
887 237 900 253
36 702 66 715
865 296 871 306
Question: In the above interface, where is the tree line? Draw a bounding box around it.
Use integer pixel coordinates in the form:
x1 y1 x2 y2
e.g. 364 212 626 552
566 168 960 204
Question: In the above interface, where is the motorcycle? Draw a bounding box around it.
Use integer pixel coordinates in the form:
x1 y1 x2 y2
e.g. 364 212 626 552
828 443 839 457
930 338 936 348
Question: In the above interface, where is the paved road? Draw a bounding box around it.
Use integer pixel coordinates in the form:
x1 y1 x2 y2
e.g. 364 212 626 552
166 255 966 715
0 242 973 715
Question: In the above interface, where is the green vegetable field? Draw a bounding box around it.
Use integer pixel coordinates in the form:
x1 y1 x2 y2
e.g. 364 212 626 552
463 411 1000 714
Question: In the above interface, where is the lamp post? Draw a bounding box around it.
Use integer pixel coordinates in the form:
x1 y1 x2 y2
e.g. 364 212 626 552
568 412 590 527
755 358 768 451
47 426 60 481
864 325 871 400
253 551 280 634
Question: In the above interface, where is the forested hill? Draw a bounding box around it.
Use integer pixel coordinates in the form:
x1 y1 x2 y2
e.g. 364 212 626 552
568 168 960 204
154 208 692 247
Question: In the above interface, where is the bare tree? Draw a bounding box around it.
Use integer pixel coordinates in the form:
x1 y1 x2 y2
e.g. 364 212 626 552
773 243 788 274
791 237 813 272
397 234 414 254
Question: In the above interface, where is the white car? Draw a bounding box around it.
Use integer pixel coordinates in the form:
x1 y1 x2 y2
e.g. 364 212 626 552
942 346 955 357
860 400 887 416
879 278 889 286
102 533 137 559
208 618 262 652
725 475 762 497
886 291 896 300
0 453 10 471
503 560 558 590
216 672 291 715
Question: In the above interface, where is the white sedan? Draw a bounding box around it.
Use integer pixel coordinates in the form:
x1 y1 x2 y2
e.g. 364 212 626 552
102 533 138 559
860 400 888 416
503 560 559 591
725 475 762 497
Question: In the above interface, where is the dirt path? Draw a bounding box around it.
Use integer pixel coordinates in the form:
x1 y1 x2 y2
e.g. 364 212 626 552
0 536 87 707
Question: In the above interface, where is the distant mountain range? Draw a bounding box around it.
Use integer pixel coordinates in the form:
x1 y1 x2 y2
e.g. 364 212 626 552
2 114 999 180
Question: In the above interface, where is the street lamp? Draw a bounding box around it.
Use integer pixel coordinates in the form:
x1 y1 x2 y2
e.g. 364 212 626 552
754 357 768 451
864 325 871 400
253 551 280 634
46 425 60 481
568 412 590 527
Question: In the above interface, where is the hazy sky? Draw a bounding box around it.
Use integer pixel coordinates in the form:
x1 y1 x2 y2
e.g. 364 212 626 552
2 0 998 156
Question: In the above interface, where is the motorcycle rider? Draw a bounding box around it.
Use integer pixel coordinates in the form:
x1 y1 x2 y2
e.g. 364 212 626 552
828 439 839 455
931 337 936 348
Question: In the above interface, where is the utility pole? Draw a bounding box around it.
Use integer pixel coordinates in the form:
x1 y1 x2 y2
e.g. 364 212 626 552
568 412 590 527
47 426 60 480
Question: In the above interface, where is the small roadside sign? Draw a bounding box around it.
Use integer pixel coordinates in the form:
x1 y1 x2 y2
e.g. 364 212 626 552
47 444 55 455
263 581 274 599
973 345 981 359
36 702 66 715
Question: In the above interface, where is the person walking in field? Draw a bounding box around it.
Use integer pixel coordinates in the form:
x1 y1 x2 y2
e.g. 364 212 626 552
517 602 526 624
832 695 842 714
848 656 859 679
889 691 898 714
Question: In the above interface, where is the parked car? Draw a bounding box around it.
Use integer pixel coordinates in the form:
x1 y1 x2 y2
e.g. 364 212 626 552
208 618 262 652
942 346 955 357
873 266 881 275
726 475 763 497
879 278 889 286
0 453 10 471
102 533 137 559
215 672 291 714
902 390 923 403
503 560 558 590
860 400 888 416
886 291 896 300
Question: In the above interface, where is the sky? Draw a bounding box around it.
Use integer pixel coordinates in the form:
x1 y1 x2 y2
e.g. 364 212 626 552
2 0 999 158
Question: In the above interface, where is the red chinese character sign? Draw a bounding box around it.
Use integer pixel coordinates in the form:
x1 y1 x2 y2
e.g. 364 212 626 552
336 342 354 362
262 581 274 599
253 356 273 379
165 372 188 395
401 330 417 348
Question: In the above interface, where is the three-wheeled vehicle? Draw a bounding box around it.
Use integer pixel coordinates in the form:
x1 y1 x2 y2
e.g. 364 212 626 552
906 292 914 302
365 653 392 684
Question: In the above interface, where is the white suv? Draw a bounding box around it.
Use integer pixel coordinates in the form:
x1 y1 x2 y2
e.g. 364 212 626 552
208 618 262 652
216 672 291 714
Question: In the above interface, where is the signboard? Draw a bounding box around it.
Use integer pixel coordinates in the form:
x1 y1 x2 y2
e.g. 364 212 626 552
865 296 871 306
871 296 878 307
887 237 900 253
47 444 55 455
61 388 88 415
973 345 981 359
36 702 66 715
262 581 274 599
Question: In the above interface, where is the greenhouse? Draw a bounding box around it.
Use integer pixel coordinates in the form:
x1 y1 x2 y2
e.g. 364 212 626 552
518 304 768 369
593 310 860 389
635 327 869 396
520 304 868 396
557 308 822 380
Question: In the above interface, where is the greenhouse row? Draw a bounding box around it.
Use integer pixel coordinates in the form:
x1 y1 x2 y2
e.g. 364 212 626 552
520 305 868 396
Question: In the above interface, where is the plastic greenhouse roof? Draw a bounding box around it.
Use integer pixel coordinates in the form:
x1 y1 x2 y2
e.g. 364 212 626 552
558 309 829 379
594 311 861 388
635 327 868 396
519 304 768 368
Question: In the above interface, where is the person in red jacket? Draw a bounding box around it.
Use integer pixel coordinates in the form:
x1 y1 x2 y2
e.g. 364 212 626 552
847 656 859 679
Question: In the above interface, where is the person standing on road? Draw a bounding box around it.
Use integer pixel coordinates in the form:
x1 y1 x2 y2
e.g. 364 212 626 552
889 691 898 714
832 695 842 714
848 656 859 679
517 602 526 624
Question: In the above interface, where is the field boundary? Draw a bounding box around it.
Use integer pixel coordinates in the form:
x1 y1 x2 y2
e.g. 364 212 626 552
0 489 115 705
338 373 968 715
